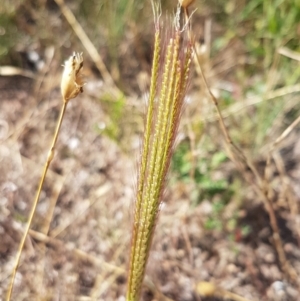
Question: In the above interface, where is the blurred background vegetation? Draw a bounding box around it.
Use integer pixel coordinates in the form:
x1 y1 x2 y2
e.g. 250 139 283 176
2 0 300 246
2 0 300 249
1 0 300 299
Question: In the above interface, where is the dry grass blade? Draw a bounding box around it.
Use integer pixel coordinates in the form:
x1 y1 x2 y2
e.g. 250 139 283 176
0 66 35 78
278 46 300 61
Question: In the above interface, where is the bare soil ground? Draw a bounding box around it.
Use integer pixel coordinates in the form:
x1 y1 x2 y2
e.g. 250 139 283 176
1 66 300 301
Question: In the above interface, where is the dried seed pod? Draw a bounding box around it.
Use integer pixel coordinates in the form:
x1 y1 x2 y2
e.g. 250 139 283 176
61 52 84 102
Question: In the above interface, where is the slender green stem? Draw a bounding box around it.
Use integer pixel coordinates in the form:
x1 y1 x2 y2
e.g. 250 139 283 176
6 100 68 301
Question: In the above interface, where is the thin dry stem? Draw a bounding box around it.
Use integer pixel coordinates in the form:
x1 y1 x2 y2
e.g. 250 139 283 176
0 66 35 78
6 101 68 300
271 114 300 152
278 46 300 61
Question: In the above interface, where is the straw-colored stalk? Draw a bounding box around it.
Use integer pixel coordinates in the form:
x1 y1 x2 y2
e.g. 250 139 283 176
6 52 84 301
126 11 192 301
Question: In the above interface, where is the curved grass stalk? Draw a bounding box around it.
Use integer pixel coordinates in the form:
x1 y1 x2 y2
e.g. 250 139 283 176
6 53 84 300
6 102 68 301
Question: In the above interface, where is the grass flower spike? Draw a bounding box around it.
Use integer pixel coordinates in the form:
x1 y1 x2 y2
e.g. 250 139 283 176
126 6 192 301
61 52 84 102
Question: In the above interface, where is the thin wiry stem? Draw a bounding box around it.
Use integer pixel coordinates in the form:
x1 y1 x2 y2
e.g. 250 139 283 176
6 100 68 301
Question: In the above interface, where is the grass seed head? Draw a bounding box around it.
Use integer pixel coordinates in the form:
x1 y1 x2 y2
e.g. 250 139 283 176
61 52 84 102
